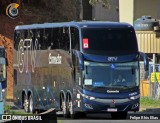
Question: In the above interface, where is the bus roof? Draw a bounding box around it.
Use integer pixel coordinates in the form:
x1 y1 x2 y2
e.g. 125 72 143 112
15 21 133 30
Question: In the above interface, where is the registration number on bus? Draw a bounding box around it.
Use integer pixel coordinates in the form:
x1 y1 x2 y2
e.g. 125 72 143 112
107 108 117 112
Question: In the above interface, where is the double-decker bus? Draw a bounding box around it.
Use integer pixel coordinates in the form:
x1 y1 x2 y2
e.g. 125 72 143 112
13 21 148 119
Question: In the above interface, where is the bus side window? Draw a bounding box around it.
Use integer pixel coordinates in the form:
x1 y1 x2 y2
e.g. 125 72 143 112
30 29 36 49
24 30 28 39
36 29 44 50
51 28 59 49
61 27 70 51
45 28 52 50
14 69 17 85
14 31 21 51
51 27 70 51
71 27 80 50
36 29 50 50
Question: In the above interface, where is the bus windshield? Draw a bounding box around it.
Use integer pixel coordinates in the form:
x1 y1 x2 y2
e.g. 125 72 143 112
81 28 138 55
83 61 139 92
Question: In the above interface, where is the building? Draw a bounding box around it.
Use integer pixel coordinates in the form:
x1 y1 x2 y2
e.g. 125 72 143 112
119 0 160 25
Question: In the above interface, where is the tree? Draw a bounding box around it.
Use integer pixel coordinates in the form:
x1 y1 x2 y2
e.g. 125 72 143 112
89 0 110 9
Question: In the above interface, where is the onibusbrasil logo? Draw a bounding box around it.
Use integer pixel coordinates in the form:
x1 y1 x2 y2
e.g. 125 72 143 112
6 3 20 19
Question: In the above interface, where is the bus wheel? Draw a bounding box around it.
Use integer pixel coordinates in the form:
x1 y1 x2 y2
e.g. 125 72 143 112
61 98 66 117
64 96 70 118
68 100 78 119
28 95 34 113
23 95 29 113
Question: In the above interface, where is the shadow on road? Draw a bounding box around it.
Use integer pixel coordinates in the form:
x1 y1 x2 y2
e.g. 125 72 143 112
140 108 160 114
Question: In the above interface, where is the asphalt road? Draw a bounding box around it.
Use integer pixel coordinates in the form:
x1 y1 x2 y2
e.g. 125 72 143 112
57 112 160 123
61 120 160 123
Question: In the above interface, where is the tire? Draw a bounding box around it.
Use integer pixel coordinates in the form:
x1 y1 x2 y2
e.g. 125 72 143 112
61 97 67 117
68 99 79 119
23 94 29 113
65 96 70 118
28 95 34 113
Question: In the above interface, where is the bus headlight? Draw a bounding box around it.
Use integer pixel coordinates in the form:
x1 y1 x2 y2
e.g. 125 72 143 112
89 96 95 100
82 93 95 100
129 94 140 100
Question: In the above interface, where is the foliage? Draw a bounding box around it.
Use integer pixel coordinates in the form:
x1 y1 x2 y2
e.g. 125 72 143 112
140 97 160 106
89 0 110 9
4 104 11 114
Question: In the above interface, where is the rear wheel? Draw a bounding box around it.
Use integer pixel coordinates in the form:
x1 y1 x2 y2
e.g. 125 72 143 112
23 94 29 113
28 95 34 113
65 96 71 118
68 99 79 119
61 97 67 117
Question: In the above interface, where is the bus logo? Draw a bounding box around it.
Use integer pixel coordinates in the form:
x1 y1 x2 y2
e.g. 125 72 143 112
49 53 62 64
108 57 118 62
6 3 19 19
107 90 119 93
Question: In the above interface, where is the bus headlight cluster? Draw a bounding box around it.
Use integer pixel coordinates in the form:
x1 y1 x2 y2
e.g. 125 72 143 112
129 94 140 100
81 93 95 100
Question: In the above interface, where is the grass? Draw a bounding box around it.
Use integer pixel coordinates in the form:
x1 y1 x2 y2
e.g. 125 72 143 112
57 120 63 123
140 97 160 107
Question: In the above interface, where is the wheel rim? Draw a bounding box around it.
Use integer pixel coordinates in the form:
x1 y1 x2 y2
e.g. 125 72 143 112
29 96 33 113
62 99 66 115
24 95 28 112
69 100 73 115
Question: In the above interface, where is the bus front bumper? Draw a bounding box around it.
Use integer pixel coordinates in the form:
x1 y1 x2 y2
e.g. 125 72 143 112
81 98 139 113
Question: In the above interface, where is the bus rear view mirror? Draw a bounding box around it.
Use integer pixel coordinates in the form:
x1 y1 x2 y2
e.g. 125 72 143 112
139 52 149 71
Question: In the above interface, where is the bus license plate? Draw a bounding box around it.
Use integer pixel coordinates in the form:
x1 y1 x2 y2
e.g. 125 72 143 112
107 108 117 112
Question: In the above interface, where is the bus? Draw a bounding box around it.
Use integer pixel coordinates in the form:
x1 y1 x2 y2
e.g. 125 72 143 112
0 46 7 114
13 21 148 119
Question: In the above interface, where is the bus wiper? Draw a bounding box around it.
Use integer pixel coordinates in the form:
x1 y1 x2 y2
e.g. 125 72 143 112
112 85 130 88
121 85 130 88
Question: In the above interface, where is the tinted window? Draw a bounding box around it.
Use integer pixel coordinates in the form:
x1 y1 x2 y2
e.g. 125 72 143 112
14 31 20 50
37 29 46 50
71 27 80 50
50 27 70 51
0 48 5 57
81 28 138 55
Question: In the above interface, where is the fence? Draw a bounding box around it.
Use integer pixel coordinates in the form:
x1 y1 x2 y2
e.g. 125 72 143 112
140 63 160 99
148 64 160 99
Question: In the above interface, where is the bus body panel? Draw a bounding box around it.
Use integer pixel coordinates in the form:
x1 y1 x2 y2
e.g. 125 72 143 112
13 48 74 110
13 21 147 116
